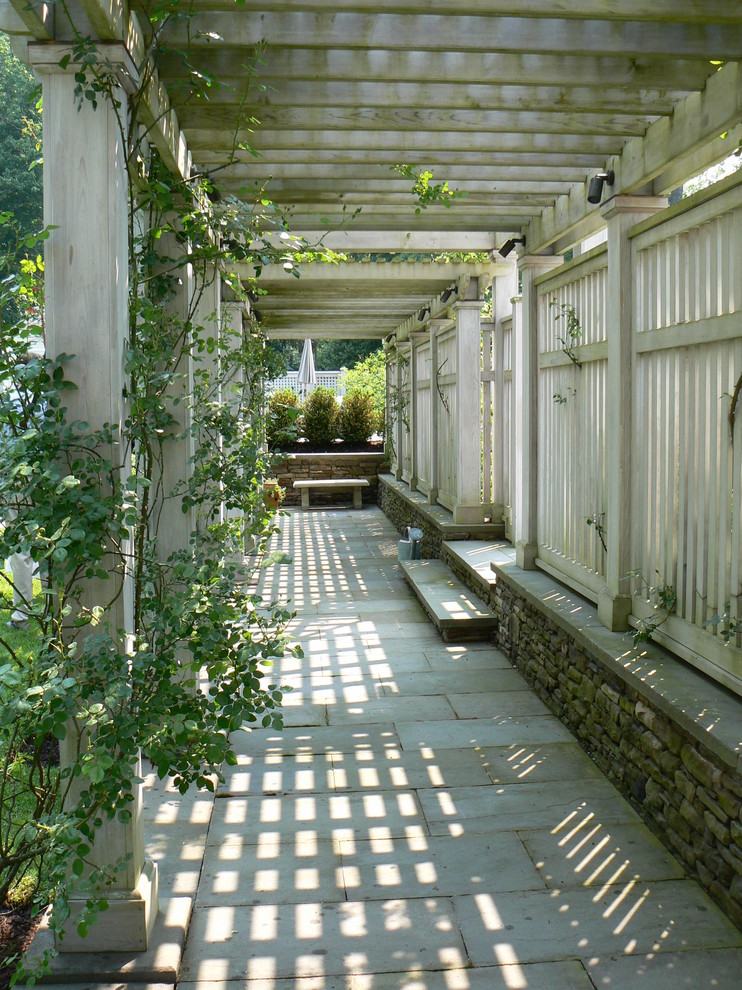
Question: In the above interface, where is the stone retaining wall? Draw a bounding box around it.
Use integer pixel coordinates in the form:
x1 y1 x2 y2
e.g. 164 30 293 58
377 478 443 558
273 452 386 506
490 571 742 930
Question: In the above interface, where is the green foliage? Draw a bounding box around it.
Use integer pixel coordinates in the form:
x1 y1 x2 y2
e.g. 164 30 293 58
340 349 385 434
301 387 339 445
0 16 320 975
550 301 583 367
629 571 677 646
0 35 43 250
266 387 301 450
315 339 379 370
266 338 380 373
339 391 376 443
392 164 467 214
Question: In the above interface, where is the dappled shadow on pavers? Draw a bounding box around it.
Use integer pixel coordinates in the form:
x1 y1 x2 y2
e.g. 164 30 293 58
179 508 742 989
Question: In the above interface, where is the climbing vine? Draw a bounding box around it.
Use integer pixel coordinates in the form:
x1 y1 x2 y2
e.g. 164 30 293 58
0 5 358 978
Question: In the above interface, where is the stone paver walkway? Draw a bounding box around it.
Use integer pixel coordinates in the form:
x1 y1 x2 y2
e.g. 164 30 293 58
178 508 742 989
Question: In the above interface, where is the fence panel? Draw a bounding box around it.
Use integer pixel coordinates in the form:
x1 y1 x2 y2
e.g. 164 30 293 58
631 188 742 690
266 370 345 401
536 248 608 596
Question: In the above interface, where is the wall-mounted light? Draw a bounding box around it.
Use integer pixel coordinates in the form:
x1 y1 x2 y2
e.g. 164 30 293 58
417 305 431 322
499 235 526 258
587 169 615 205
440 286 457 303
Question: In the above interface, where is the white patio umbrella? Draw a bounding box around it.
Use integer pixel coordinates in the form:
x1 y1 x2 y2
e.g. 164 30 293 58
297 337 317 387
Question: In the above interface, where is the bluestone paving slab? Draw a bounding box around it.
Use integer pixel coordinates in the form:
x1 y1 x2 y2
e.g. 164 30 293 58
218 753 336 796
229 723 402 758
447 690 552 719
338 831 544 899
423 646 512 671
453 880 742 966
400 559 496 638
177 960 594 989
196 837 345 907
396 716 575 752
329 746 493 792
583 948 742 988
379 667 528 697
207 789 428 844
145 824 209 897
521 820 687 888
477 741 606 785
172 509 741 990
418 778 639 836
179 897 469 982
325 695 456 726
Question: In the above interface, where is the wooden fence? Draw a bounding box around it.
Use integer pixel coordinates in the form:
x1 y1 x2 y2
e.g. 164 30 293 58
386 175 742 695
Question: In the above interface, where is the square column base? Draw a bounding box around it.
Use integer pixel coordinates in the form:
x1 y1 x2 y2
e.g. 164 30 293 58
515 541 538 570
598 588 632 632
58 858 159 953
452 503 487 525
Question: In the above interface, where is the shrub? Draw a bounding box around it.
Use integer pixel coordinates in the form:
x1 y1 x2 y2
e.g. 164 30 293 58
266 387 301 450
339 348 385 435
340 391 376 443
301 387 340 445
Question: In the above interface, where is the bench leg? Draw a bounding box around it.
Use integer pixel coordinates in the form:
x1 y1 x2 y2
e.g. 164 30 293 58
353 487 363 510
301 488 310 510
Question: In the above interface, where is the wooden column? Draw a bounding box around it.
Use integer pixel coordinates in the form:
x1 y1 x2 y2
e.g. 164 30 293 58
598 195 666 630
428 320 445 505
156 232 196 562
514 254 562 569
409 332 422 491
452 300 484 524
492 267 518 524
31 46 158 951
394 348 405 482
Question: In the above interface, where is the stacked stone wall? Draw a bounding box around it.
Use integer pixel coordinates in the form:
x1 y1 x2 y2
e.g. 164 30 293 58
376 480 442 558
274 452 386 506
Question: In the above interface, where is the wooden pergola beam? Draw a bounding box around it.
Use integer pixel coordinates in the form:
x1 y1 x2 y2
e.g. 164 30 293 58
167 12 741 60
188 1 741 25
159 47 716 92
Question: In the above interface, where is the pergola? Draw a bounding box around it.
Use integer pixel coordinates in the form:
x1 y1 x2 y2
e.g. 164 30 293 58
1 0 741 959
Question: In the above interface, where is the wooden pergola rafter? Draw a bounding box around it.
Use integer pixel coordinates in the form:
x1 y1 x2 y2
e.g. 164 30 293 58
2 0 740 337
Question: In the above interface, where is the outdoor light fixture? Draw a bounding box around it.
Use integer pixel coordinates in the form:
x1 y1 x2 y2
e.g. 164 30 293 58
498 236 525 258
587 170 615 204
440 286 457 303
417 305 431 322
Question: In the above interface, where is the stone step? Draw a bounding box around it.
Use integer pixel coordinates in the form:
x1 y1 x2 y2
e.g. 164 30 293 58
400 558 497 641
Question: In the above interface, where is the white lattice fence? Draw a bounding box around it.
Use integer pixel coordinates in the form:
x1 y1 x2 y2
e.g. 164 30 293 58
536 247 608 595
265 370 345 401
630 185 742 690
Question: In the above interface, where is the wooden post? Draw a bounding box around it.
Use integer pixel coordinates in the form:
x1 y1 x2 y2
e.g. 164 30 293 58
31 46 158 952
492 267 518 524
409 331 427 491
452 299 484 524
598 195 667 630
514 255 562 569
428 319 446 505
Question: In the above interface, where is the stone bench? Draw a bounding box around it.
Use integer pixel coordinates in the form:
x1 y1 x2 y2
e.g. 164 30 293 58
293 478 370 510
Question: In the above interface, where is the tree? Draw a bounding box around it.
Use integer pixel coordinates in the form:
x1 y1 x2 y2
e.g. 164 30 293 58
0 34 43 241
